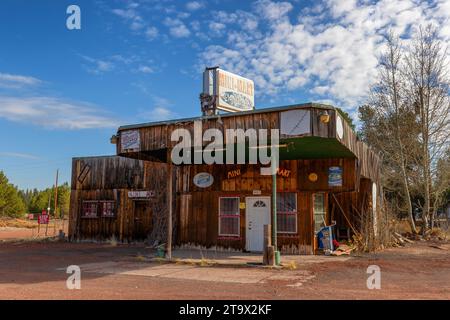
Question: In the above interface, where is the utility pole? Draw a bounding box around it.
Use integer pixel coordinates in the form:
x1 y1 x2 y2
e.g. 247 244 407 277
46 192 51 236
53 169 59 235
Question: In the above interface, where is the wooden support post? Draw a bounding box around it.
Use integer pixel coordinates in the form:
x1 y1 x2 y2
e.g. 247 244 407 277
166 163 173 260
267 246 275 266
263 224 272 265
54 169 59 236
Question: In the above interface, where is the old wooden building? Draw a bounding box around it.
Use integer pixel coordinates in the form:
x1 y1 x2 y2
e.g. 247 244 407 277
69 103 383 254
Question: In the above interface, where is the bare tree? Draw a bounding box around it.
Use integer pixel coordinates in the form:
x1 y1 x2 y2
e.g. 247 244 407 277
361 32 419 233
404 25 450 231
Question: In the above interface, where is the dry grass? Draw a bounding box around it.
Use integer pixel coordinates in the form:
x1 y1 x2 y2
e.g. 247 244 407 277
108 235 118 247
0 218 37 229
136 254 147 262
284 261 298 270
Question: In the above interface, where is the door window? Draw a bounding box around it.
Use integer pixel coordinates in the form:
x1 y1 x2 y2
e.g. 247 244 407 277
314 193 326 232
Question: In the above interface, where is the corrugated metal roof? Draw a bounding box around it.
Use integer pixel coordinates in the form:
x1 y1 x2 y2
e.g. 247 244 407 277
118 102 336 131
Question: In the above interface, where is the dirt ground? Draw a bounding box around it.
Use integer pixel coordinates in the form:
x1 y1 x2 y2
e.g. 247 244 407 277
0 238 448 300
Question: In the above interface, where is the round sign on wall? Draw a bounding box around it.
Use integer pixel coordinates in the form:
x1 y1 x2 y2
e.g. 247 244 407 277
193 172 214 188
336 115 344 139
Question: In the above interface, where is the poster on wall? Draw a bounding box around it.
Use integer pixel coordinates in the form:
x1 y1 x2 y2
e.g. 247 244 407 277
328 166 343 187
121 130 140 151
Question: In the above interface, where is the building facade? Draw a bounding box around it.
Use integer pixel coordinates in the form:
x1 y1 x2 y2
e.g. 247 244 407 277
69 103 383 254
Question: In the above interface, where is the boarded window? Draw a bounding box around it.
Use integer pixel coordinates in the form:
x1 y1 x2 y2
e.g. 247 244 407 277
100 201 116 217
277 193 297 233
82 201 98 218
280 109 311 137
313 193 326 232
219 197 240 236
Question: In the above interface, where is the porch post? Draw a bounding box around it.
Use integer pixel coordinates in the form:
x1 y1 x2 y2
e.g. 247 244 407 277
167 160 173 260
271 153 280 265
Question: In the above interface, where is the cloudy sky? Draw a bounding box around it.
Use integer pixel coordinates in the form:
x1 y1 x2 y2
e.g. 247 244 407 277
0 0 449 189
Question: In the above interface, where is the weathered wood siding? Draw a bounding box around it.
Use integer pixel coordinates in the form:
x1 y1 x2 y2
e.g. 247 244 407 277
174 158 356 254
117 104 380 183
69 156 168 242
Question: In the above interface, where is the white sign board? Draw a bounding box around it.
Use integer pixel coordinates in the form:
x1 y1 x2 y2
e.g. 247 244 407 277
128 190 155 199
217 69 254 112
121 130 140 151
203 68 254 113
280 109 311 137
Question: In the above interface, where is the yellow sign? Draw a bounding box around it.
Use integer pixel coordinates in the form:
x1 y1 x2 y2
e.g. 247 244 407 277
308 173 318 182
240 202 246 209
227 169 241 179
277 168 291 178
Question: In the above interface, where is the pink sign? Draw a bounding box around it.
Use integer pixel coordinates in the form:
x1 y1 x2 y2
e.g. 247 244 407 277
38 214 49 225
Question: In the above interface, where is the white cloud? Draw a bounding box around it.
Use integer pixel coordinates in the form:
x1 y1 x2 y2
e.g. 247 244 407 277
0 152 40 160
186 1 204 11
200 0 449 111
0 96 119 130
215 10 259 31
149 107 175 121
0 73 42 89
112 3 145 31
138 95 177 121
209 22 226 36
145 26 159 40
80 55 114 74
138 65 154 74
255 0 293 21
164 18 191 38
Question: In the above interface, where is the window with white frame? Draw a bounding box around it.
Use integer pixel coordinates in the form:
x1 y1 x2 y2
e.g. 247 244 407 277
100 201 116 217
314 193 327 232
277 193 297 233
82 201 98 218
219 197 240 236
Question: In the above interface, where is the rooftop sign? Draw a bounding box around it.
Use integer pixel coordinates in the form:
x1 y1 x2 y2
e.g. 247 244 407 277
203 67 255 113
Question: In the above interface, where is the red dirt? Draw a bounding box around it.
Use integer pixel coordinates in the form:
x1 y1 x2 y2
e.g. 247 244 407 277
0 240 448 300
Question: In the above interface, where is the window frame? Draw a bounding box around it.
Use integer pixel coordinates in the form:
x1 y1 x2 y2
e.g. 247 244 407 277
276 192 298 234
218 196 241 237
100 200 116 218
81 200 99 219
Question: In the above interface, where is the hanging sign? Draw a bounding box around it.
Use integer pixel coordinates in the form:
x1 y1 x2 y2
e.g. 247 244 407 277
328 166 343 187
193 172 214 188
128 190 155 199
121 130 140 151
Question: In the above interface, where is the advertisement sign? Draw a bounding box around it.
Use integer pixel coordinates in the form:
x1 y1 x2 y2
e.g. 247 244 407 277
193 172 214 188
203 68 255 113
328 166 343 187
217 69 254 112
121 130 140 151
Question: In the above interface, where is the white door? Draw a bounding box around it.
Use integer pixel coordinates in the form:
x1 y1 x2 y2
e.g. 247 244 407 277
245 197 271 252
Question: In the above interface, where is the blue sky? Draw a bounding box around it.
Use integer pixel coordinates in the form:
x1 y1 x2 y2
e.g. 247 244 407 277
0 0 449 190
